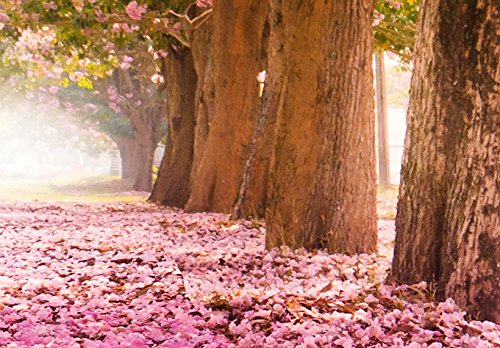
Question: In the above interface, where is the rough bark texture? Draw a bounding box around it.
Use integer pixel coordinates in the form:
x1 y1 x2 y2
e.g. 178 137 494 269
231 18 271 219
188 16 214 201
392 0 499 322
264 0 377 254
185 0 269 213
149 49 197 207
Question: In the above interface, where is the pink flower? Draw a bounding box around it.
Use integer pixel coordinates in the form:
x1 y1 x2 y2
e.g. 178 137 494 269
125 1 147 21
94 7 106 22
69 71 84 82
0 12 9 23
120 56 134 70
196 0 213 8
151 73 164 84
48 86 59 94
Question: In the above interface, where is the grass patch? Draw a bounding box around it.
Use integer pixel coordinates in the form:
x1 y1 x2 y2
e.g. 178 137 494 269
0 175 147 202
377 185 399 220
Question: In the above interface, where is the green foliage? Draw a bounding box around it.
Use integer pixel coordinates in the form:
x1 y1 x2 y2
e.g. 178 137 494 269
375 0 419 63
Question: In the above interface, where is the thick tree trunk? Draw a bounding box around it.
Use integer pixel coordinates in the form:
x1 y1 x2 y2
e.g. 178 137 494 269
231 19 271 220
188 16 214 202
392 0 499 322
264 0 377 254
149 49 197 207
185 0 269 213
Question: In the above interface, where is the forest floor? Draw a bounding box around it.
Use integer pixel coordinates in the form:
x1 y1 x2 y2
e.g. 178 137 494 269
0 188 498 347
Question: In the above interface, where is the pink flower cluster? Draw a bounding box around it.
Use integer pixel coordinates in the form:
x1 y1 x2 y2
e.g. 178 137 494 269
125 1 147 21
0 201 497 347
0 11 9 29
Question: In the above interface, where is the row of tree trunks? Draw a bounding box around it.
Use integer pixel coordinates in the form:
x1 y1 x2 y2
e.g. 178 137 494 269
263 0 377 253
151 0 377 255
149 48 197 207
185 0 269 213
150 0 497 321
392 0 499 322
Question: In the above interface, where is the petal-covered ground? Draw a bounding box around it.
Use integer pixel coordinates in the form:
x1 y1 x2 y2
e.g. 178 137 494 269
0 201 498 347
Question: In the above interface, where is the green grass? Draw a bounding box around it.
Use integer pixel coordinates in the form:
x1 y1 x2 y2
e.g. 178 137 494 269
0 177 399 214
377 185 399 220
0 175 147 202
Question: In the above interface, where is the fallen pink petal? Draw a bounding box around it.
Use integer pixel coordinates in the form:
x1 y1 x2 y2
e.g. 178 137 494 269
0 201 497 347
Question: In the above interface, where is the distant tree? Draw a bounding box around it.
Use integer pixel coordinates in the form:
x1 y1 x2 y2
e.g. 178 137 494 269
392 0 499 322
0 0 216 192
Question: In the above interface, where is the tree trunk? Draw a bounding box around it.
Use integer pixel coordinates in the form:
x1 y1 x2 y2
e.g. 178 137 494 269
264 0 377 254
116 136 154 192
184 0 269 213
188 15 214 204
112 69 165 192
133 140 155 192
116 138 141 180
375 52 391 187
231 19 271 220
149 49 197 207
392 0 499 322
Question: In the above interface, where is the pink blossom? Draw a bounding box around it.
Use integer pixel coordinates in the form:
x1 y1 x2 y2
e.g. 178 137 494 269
43 2 58 10
69 71 84 82
0 12 9 23
120 62 131 70
151 73 164 84
196 0 213 8
120 56 134 70
48 86 59 94
125 1 147 21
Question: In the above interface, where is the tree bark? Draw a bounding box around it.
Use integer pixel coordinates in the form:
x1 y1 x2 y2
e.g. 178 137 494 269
132 139 156 192
264 0 377 254
185 0 269 213
112 69 165 192
375 52 391 187
188 15 214 204
115 136 155 191
149 48 197 207
231 18 271 220
392 0 499 322
116 138 141 180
